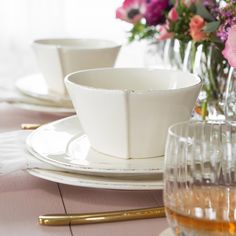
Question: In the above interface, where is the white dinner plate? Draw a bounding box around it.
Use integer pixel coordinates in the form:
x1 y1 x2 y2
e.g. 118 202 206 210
15 74 72 105
27 168 163 190
11 102 75 114
159 228 174 236
26 116 164 177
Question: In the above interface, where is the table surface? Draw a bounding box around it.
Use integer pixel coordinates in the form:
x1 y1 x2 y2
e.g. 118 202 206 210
0 104 169 236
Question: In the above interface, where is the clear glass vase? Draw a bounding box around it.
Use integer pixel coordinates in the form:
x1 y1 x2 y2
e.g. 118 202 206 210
187 42 230 120
165 41 230 121
143 40 166 68
144 40 231 121
143 39 189 70
164 39 190 70
224 67 236 124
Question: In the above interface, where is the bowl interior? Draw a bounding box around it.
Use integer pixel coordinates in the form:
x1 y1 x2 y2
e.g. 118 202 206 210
34 38 119 49
66 68 201 91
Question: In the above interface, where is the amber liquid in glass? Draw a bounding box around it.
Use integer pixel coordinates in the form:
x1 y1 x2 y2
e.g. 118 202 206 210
165 185 236 235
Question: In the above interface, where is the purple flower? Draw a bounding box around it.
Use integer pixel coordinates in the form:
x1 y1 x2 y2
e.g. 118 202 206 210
216 3 236 42
203 0 219 18
144 0 170 26
217 17 236 41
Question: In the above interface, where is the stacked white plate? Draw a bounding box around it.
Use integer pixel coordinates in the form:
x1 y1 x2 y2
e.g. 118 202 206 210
26 115 164 190
15 74 74 113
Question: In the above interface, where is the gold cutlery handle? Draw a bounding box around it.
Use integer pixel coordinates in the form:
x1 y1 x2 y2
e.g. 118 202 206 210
39 207 165 226
21 123 41 130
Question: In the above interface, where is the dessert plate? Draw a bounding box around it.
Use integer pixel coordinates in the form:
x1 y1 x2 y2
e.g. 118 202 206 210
27 169 163 190
26 116 164 177
159 228 174 236
15 74 72 105
11 102 75 114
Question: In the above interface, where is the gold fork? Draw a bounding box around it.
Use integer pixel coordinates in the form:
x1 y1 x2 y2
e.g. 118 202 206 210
39 206 165 226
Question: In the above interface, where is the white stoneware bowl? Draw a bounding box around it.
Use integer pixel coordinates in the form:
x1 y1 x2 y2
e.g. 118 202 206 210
32 38 121 95
65 68 201 159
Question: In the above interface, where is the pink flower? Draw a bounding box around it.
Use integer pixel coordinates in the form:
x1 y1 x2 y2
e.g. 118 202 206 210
116 0 146 24
156 24 173 40
190 30 207 42
190 15 205 30
168 7 178 21
189 15 207 42
222 25 236 68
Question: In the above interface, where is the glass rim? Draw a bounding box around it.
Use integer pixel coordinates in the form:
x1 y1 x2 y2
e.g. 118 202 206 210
168 119 233 139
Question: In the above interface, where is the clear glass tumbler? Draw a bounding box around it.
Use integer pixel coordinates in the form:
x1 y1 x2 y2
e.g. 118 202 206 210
164 121 236 235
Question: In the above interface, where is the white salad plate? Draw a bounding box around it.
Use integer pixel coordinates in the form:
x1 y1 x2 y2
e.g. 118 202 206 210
14 74 74 113
27 169 163 190
15 74 72 105
159 228 174 236
26 116 164 177
11 102 75 114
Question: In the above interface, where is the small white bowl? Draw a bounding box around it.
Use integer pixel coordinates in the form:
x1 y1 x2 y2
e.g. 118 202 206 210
65 68 201 159
32 38 121 95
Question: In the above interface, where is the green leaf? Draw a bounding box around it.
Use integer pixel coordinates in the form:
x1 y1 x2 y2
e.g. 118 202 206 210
209 34 222 44
204 21 220 33
189 4 196 13
196 3 214 21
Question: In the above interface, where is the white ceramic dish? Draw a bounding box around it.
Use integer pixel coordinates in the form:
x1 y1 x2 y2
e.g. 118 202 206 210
27 169 163 190
15 74 72 105
11 101 74 114
159 228 174 236
65 68 201 159
26 116 164 176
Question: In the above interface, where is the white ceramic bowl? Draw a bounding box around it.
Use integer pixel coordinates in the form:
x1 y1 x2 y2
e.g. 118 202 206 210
32 38 121 95
65 68 202 159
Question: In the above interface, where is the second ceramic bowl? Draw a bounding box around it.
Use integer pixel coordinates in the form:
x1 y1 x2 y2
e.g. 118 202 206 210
32 38 121 95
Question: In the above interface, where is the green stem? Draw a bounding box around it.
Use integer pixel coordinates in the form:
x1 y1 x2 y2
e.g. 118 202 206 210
202 100 208 120
190 42 197 73
214 101 224 115
179 40 186 65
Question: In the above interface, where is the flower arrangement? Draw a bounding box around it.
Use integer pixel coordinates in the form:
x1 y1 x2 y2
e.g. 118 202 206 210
116 0 236 119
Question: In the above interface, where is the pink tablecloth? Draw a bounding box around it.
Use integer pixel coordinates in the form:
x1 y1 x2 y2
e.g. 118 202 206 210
0 104 169 236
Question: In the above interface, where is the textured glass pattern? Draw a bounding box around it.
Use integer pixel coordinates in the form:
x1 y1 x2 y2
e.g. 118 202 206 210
164 121 236 235
225 67 236 124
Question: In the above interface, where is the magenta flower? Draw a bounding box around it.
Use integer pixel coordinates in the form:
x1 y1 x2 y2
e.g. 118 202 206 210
144 0 170 26
222 25 236 68
116 0 146 24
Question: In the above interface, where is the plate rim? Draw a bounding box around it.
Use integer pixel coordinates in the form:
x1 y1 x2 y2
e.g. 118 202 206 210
15 73 71 103
27 168 163 191
26 115 164 176
11 102 75 113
